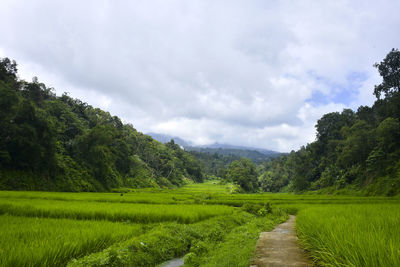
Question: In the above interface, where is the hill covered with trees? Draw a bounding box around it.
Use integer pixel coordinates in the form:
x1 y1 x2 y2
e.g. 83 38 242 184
0 58 203 191
259 49 400 196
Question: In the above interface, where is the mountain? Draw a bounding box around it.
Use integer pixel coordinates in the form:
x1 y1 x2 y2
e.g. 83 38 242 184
147 133 282 163
185 147 275 164
147 133 192 147
196 143 281 157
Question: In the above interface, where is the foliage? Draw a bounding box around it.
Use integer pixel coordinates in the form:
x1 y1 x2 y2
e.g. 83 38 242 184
188 151 240 178
226 158 258 192
186 213 287 267
374 48 400 99
187 147 277 164
67 212 257 267
0 57 204 191
260 49 400 195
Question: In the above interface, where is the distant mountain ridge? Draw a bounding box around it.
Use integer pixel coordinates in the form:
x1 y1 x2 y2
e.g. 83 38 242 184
147 132 282 163
146 133 192 147
195 143 280 157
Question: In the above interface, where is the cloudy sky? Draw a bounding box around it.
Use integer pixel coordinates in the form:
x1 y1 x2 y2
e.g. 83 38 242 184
1 0 399 152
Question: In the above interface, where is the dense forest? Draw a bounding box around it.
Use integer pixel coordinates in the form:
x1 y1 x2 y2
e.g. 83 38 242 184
258 49 400 196
187 147 278 164
187 151 241 178
0 58 203 191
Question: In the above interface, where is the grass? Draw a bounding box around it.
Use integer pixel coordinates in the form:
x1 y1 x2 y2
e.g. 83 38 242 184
1 182 400 266
1 187 395 207
0 215 144 267
67 211 286 267
296 204 400 267
0 198 234 223
187 212 288 267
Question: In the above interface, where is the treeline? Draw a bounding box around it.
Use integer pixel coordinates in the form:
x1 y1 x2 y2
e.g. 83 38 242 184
187 147 275 164
260 49 400 196
188 151 241 178
0 58 203 192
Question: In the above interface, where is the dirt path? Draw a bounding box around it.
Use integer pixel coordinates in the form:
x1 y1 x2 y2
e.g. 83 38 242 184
249 215 312 267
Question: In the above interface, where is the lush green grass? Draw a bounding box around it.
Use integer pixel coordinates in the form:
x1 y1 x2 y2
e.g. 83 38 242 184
0 190 182 204
1 187 396 208
67 211 287 267
176 180 239 194
1 182 400 266
0 198 234 223
296 204 400 267
186 211 288 267
0 215 144 267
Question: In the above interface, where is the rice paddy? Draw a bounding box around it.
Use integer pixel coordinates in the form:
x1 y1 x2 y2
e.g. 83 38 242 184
0 198 233 223
0 215 143 267
0 181 399 266
296 204 400 267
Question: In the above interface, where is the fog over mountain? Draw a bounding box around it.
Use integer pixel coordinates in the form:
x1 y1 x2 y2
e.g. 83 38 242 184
148 132 282 163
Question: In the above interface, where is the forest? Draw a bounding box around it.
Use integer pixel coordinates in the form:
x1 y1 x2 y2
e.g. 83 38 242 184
259 49 400 196
0 58 203 191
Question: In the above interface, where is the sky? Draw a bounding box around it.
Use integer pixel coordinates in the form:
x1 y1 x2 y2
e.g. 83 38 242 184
0 0 399 152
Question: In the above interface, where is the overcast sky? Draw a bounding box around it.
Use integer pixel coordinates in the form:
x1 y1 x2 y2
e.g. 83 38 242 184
1 0 399 152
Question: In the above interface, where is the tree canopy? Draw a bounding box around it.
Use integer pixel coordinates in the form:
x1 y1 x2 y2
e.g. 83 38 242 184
0 58 204 191
260 48 400 196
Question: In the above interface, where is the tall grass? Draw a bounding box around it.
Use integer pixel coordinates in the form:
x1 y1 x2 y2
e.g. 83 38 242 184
190 213 288 267
0 215 143 267
67 211 287 267
1 184 399 266
0 198 234 223
296 204 400 267
1 189 396 207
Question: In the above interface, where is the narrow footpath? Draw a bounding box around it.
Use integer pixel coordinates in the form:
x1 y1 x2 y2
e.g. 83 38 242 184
249 215 312 267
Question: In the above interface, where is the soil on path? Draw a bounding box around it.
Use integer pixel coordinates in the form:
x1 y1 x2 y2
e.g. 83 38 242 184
249 215 312 267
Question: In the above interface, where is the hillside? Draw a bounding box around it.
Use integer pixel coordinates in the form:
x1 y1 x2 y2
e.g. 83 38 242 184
0 58 203 191
186 147 276 164
260 49 400 195
148 133 281 163
147 133 192 147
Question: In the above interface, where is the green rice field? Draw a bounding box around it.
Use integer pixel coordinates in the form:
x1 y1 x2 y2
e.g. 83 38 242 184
0 215 143 267
0 180 399 266
296 204 400 267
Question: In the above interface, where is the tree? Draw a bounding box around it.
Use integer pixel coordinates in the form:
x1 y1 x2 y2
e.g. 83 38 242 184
226 158 258 192
0 58 18 82
376 117 400 153
336 120 375 169
374 48 400 99
316 109 355 149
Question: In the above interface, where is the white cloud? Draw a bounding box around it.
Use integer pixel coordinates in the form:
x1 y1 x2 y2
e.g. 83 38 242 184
0 0 399 152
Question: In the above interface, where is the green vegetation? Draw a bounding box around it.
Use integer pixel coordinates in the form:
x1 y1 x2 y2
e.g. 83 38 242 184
68 212 284 267
260 49 400 195
1 49 400 266
0 58 203 191
0 215 143 267
296 204 400 266
0 198 233 223
187 151 241 178
0 182 399 266
226 158 258 192
188 213 287 267
188 147 277 165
